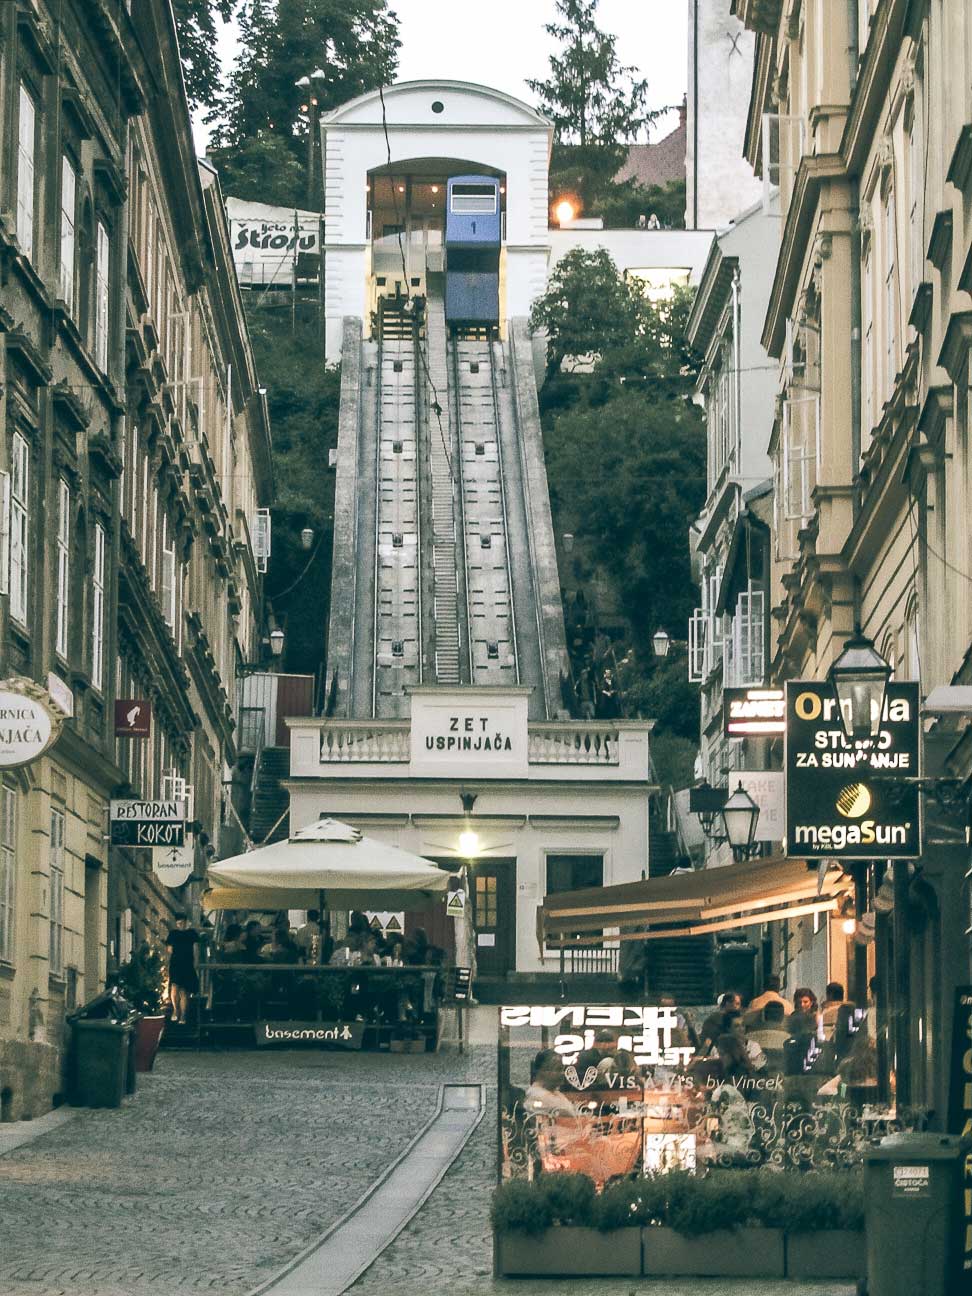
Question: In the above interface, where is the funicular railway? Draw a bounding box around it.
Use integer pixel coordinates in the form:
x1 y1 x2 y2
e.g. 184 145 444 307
334 170 558 720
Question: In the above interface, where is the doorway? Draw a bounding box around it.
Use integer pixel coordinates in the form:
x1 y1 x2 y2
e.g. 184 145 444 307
83 856 103 998
470 857 516 975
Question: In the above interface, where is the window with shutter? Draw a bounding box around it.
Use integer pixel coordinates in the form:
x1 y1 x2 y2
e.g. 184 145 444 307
49 808 65 977
10 436 28 625
17 86 35 260
59 156 76 311
92 523 106 691
56 480 70 659
95 221 110 371
0 783 15 963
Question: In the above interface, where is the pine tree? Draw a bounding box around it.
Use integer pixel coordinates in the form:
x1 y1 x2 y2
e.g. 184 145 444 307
527 0 653 149
215 0 400 149
172 0 235 116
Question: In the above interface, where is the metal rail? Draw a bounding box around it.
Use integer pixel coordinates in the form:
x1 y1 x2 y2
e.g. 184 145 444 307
371 303 423 716
449 332 519 686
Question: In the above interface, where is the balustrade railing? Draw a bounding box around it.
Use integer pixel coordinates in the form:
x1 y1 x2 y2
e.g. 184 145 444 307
319 723 411 762
527 724 619 765
314 721 622 766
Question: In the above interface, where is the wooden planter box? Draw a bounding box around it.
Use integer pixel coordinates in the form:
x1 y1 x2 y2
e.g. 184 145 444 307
643 1226 785 1277
786 1229 865 1278
496 1227 641 1277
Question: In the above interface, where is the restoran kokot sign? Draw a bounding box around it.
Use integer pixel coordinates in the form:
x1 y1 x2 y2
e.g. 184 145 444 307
500 1004 696 1068
785 680 920 859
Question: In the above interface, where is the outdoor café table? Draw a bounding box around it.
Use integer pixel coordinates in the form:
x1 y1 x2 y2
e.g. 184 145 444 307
201 961 443 1048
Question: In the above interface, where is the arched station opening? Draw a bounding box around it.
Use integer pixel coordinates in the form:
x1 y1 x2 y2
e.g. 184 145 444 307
366 157 507 330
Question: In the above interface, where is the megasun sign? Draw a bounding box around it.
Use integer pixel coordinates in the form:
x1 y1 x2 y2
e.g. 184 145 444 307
409 689 529 777
785 681 921 859
0 677 65 767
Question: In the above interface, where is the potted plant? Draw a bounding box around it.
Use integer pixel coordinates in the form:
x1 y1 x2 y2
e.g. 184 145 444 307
492 1173 641 1276
111 942 167 1071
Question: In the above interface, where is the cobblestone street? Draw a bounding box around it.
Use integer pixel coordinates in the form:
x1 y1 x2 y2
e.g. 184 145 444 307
0 1046 486 1296
0 1041 857 1296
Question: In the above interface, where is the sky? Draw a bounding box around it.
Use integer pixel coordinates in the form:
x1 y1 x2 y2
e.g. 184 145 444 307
198 1 687 149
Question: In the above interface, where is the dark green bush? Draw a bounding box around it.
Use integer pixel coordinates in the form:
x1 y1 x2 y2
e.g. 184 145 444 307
490 1180 553 1236
595 1176 668 1230
492 1169 865 1236
537 1172 597 1227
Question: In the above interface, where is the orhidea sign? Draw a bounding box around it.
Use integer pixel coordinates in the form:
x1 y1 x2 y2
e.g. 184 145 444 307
785 681 920 859
0 677 65 768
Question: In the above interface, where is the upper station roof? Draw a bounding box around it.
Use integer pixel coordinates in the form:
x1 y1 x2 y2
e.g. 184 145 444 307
322 79 552 131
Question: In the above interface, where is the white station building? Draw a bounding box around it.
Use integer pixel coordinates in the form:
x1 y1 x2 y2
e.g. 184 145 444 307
277 80 711 988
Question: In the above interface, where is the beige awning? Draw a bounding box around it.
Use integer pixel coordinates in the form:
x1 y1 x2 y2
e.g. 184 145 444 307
204 818 453 911
541 856 852 946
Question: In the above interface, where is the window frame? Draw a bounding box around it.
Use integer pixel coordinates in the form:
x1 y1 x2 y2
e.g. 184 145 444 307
59 153 77 312
10 434 29 626
0 781 16 964
16 83 36 260
92 522 106 691
49 807 65 978
95 220 110 371
55 478 70 660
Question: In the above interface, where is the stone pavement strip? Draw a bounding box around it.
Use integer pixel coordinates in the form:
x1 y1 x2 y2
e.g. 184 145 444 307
0 1041 856 1296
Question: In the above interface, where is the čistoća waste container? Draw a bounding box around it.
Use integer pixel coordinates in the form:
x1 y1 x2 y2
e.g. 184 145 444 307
864 1132 967 1295
68 987 139 1108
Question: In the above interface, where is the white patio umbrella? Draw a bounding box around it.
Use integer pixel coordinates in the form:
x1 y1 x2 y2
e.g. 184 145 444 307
204 818 454 911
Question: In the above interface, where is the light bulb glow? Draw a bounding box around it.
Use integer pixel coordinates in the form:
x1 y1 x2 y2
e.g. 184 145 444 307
458 829 480 857
842 917 857 936
555 199 575 226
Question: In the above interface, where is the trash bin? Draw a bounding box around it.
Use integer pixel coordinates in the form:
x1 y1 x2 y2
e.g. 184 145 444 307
864 1132 967 1295
68 987 139 1108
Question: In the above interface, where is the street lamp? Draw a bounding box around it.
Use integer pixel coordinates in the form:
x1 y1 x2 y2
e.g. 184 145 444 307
269 627 285 658
689 779 728 841
652 629 671 658
300 527 314 551
828 629 892 742
720 782 760 861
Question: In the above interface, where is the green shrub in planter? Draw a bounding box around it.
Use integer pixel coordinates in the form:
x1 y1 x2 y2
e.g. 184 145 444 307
537 1172 597 1227
665 1170 754 1236
491 1180 553 1236
595 1176 668 1230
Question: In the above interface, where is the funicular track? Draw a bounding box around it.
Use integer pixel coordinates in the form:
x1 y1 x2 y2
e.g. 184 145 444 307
449 330 520 687
371 300 423 716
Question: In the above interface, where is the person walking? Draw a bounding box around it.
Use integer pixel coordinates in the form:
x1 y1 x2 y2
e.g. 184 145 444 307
165 913 200 1024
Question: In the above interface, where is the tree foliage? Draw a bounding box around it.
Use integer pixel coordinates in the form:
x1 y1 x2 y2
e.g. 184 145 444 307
528 0 652 149
208 132 307 209
534 250 704 750
529 0 662 221
214 0 400 149
245 306 339 677
172 0 234 116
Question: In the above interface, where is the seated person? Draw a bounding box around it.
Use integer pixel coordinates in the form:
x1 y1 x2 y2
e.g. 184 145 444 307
747 1000 790 1072
699 992 742 1053
329 939 353 966
295 909 322 960
217 923 245 961
743 975 788 1026
524 1049 576 1116
403 927 430 965
820 981 850 1040
264 928 301 964
241 919 266 961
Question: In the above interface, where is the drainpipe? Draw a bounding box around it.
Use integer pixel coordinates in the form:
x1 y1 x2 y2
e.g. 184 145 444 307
731 265 742 474
850 186 862 512
692 0 699 229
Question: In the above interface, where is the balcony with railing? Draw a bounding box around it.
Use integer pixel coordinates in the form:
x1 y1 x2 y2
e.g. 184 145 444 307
288 716 654 783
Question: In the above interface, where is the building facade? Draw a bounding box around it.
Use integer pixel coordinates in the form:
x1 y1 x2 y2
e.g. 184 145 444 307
686 0 764 229
686 199 780 876
735 0 972 1119
0 0 271 1119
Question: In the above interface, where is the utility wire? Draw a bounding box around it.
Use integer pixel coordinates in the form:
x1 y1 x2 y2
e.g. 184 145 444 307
376 81 455 481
